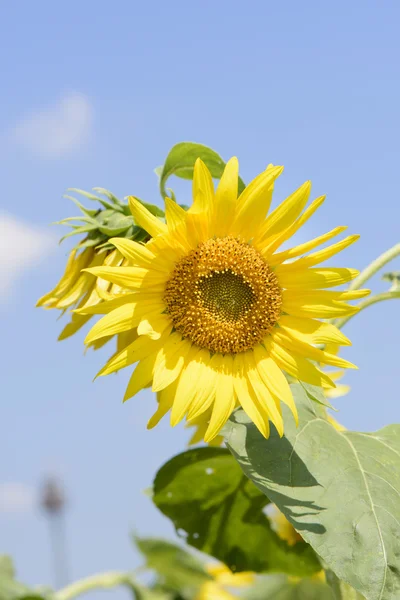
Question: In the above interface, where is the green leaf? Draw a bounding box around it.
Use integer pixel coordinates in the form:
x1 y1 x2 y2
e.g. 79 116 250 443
326 571 366 600
152 448 320 576
300 382 336 411
0 555 51 600
159 142 246 199
134 537 209 597
244 574 334 600
224 383 400 600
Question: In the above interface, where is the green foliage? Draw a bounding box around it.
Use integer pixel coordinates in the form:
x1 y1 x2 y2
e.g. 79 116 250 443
56 189 165 251
0 555 51 600
326 571 366 600
152 447 320 577
158 142 246 199
244 574 335 600
223 383 400 600
134 536 210 596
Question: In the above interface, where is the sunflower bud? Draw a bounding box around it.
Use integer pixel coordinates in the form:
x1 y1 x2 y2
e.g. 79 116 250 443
37 188 164 350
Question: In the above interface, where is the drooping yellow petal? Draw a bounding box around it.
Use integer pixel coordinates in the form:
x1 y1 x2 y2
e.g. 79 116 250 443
128 196 167 237
253 345 298 425
212 157 239 236
170 347 210 426
204 355 235 442
255 181 311 245
147 380 179 429
84 265 168 290
152 334 192 393
74 293 141 315
186 354 219 421
123 352 159 401
232 165 284 239
109 238 168 272
278 316 351 346
84 302 164 345
272 329 357 370
97 326 172 377
265 338 335 388
233 353 270 438
269 226 347 265
276 267 359 290
36 248 88 307
244 352 284 437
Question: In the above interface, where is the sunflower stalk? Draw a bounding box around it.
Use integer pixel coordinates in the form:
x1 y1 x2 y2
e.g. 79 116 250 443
55 571 135 600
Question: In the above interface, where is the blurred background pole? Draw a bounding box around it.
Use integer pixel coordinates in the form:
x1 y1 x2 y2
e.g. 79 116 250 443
40 477 69 589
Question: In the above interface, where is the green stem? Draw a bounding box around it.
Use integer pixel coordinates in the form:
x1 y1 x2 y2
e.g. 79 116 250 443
348 243 400 291
55 571 133 600
335 291 400 330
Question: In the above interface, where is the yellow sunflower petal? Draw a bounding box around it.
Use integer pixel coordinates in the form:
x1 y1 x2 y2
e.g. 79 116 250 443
272 329 357 370
278 316 351 346
256 181 311 244
128 196 167 237
270 226 348 265
204 355 235 442
244 352 284 437
137 313 172 340
109 237 168 271
212 157 239 236
276 267 359 290
282 290 361 318
124 352 159 401
147 381 179 429
84 303 164 345
253 345 298 425
84 266 168 290
190 158 214 215
170 348 210 426
152 334 192 393
265 337 335 388
232 165 284 239
233 353 270 438
278 234 360 270
186 354 219 421
97 327 172 377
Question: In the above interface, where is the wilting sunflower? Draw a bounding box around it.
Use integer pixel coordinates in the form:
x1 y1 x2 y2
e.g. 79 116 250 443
78 158 369 441
37 187 149 351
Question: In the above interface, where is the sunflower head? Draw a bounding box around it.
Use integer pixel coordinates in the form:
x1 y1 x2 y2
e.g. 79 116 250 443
81 157 369 442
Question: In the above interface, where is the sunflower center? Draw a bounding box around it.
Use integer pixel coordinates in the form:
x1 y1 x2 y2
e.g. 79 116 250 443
164 237 282 354
197 270 256 321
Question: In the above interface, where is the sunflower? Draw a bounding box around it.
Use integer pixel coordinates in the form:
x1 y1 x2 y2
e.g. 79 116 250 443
37 187 150 351
78 158 369 441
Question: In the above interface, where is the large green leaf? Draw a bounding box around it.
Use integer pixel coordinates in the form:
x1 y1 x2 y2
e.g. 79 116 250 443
152 447 320 576
159 142 246 199
224 383 400 600
244 574 334 600
134 537 209 599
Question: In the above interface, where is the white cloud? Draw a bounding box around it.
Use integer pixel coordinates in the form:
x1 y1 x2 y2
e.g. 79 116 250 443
0 213 56 300
12 92 93 158
0 482 36 514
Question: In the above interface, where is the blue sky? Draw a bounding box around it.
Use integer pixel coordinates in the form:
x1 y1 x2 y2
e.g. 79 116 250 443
1 0 400 596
